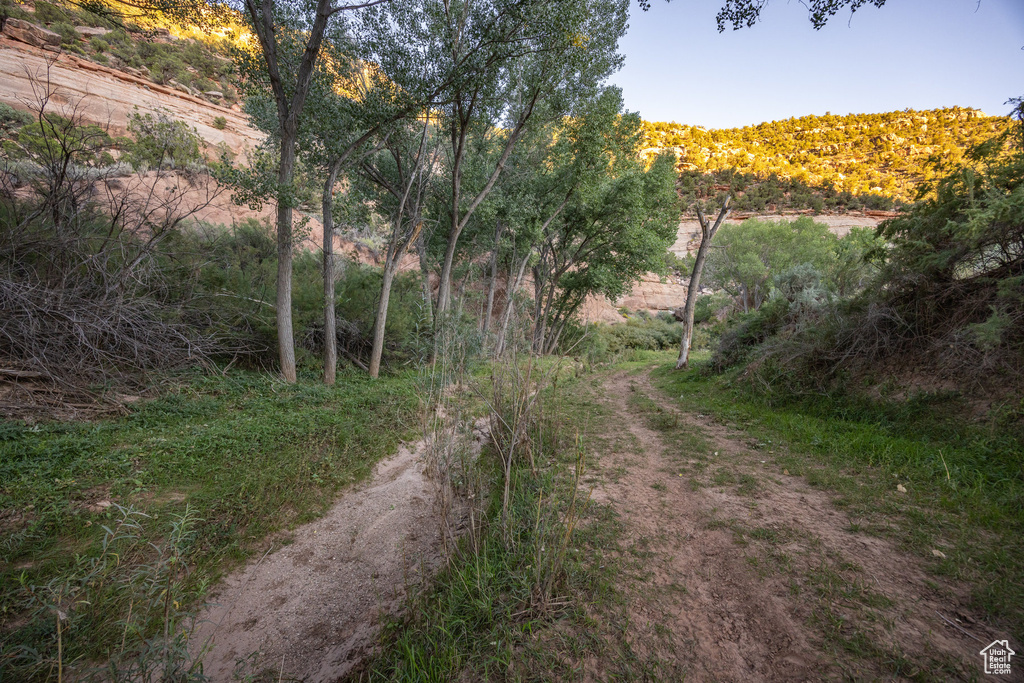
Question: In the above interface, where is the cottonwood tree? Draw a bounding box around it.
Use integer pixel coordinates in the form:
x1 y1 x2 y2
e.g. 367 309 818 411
297 47 403 383
218 0 394 382
676 196 730 370
705 216 838 312
356 114 442 377
471 124 560 352
530 90 680 353
363 0 630 326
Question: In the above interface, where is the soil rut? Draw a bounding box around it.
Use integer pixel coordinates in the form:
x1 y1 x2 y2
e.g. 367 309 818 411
592 369 1008 682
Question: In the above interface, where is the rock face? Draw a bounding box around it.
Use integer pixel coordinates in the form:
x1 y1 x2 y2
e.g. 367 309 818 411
75 26 110 39
0 37 263 159
3 19 61 49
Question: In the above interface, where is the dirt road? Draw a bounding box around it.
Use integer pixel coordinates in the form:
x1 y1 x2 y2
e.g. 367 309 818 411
587 369 1014 682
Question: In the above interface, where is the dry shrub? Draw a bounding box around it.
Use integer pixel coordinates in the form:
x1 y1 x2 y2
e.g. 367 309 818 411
1 75 225 391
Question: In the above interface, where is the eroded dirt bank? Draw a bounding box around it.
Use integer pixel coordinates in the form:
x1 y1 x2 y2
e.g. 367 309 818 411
192 439 446 682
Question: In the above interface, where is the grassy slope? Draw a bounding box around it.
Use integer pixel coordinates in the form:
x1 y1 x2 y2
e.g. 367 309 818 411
0 369 419 673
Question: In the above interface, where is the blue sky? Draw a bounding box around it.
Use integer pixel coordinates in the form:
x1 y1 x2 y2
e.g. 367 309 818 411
611 0 1024 128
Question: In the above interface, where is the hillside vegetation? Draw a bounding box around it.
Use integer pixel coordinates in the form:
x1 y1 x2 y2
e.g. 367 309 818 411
2 0 1022 678
643 108 1011 203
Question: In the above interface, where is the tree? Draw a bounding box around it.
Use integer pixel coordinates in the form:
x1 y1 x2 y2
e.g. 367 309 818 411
677 196 731 370
364 0 631 325
297 45 403 383
528 90 680 353
705 217 838 312
227 0 393 383
356 115 441 377
638 0 887 31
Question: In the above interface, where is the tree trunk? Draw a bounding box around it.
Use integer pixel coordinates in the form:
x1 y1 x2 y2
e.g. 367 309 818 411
276 131 298 383
677 195 731 371
435 230 459 319
482 220 504 337
415 232 434 326
496 251 531 357
322 158 343 386
369 261 398 379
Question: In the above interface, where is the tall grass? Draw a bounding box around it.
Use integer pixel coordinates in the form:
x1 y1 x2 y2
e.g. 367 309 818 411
358 345 594 681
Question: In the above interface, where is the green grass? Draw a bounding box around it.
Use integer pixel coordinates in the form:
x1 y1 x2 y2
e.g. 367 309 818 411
0 368 419 677
648 351 1024 643
360 364 676 681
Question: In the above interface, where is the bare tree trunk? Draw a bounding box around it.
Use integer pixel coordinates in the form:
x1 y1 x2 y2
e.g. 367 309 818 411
496 250 531 357
415 232 434 326
276 132 298 383
482 220 504 337
369 260 398 378
436 222 460 318
677 195 731 371
322 158 343 386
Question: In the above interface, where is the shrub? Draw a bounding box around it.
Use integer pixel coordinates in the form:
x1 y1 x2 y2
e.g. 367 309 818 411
32 0 68 23
123 110 203 170
567 312 683 364
50 20 79 46
212 115 227 130
89 36 108 53
0 102 31 137
693 292 732 325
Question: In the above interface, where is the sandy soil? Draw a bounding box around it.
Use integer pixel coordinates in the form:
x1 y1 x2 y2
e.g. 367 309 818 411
191 438 447 682
587 370 1014 682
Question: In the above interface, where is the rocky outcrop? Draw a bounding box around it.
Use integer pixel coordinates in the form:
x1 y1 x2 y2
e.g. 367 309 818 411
0 37 263 159
3 19 61 49
75 26 110 39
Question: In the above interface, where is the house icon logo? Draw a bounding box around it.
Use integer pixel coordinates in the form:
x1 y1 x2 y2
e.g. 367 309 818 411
980 640 1015 675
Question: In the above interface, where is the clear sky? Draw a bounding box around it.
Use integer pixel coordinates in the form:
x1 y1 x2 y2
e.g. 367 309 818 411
610 0 1024 129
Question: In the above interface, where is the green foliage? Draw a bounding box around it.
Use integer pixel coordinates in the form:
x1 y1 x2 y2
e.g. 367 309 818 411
211 115 227 130
32 0 68 23
4 112 114 165
0 370 420 678
705 121 1024 399
179 218 430 369
0 0 31 22
646 108 1010 203
568 312 688 365
50 20 79 45
89 27 238 101
693 292 732 325
531 88 681 352
123 109 203 170
0 102 32 139
706 216 839 310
